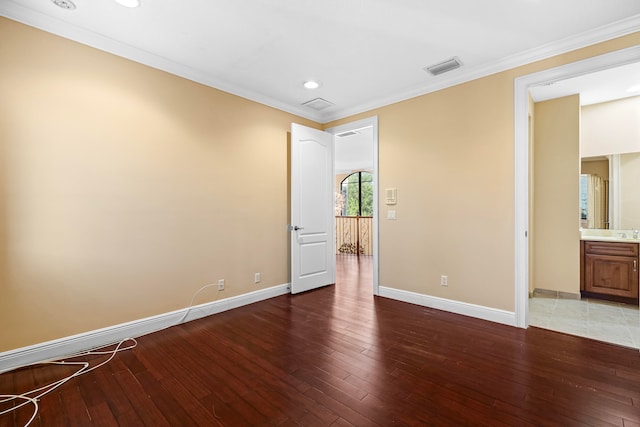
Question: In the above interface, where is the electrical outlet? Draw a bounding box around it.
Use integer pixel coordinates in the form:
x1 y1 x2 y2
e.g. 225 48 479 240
254 272 261 283
440 275 448 287
218 279 225 290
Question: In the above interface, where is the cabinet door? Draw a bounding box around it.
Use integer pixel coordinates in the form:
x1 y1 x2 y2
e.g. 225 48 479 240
584 254 639 298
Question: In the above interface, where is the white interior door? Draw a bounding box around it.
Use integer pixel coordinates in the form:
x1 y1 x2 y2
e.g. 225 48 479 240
290 123 335 294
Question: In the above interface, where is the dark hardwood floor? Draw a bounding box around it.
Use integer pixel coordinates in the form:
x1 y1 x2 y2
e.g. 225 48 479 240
2 255 639 426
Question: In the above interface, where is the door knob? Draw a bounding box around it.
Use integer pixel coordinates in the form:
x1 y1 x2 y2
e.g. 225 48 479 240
294 226 304 231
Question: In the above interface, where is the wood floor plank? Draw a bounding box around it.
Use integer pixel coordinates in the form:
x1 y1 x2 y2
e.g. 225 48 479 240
86 366 141 426
57 381 92 427
85 401 118 427
110 368 171 427
132 369 206 426
155 376 224 426
303 386 381 426
30 364 73 425
1 255 639 426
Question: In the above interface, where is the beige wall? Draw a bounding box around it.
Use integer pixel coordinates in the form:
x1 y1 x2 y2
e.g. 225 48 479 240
328 73 517 309
532 95 581 294
1 15 639 352
0 18 318 351
326 33 639 310
372 76 516 308
336 173 349 191
335 173 348 215
620 152 640 229
581 96 640 157
581 159 609 179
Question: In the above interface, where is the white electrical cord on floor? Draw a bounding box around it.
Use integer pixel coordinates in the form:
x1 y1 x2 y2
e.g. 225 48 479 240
0 338 137 427
0 395 38 427
176 283 220 325
0 361 88 414
2 280 220 426
2 280 225 426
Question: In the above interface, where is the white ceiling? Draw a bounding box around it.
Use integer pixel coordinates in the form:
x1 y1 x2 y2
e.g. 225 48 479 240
2 0 640 123
335 126 374 175
529 61 640 105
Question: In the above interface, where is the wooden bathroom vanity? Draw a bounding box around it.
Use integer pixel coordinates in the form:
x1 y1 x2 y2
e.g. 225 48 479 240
580 239 639 303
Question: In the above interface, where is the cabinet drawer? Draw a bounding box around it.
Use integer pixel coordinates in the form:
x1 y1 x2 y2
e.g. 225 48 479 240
583 241 638 257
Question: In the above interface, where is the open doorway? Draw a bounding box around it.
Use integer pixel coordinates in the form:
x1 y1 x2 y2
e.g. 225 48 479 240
326 117 379 295
515 47 640 349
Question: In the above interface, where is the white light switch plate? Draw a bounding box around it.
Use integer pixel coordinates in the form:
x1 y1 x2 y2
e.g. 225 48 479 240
387 210 396 220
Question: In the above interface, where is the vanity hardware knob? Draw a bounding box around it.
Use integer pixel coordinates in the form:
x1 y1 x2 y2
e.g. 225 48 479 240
634 260 637 272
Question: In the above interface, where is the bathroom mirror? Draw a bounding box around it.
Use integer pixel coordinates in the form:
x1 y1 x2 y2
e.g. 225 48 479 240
581 152 640 229
580 94 640 230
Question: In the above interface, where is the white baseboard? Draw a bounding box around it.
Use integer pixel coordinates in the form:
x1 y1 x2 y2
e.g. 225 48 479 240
378 286 517 327
0 283 290 374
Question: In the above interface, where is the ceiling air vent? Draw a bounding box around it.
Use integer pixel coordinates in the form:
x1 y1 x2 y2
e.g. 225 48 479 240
424 57 463 76
302 98 334 111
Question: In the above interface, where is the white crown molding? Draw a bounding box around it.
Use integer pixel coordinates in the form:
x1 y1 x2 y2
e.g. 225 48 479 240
1 2 639 124
0 2 324 122
0 283 290 375
320 14 640 123
379 286 516 327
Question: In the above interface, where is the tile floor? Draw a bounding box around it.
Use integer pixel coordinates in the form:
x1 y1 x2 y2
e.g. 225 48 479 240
529 296 640 349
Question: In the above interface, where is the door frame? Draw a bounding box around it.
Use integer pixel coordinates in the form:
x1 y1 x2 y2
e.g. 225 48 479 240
514 46 640 328
325 116 380 295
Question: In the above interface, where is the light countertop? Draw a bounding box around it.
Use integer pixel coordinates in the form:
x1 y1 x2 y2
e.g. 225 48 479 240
580 229 640 243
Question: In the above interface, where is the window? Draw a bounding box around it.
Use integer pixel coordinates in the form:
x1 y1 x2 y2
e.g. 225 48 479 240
580 174 588 220
339 171 373 216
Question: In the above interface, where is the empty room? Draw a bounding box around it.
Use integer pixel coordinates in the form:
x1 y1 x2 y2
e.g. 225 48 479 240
1 1 640 425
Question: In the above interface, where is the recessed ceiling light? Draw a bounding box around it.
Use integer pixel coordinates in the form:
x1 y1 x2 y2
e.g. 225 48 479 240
627 84 640 93
51 0 76 9
115 0 141 7
303 81 320 90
